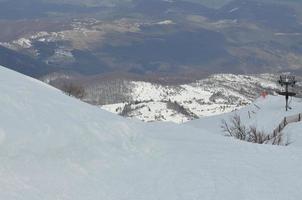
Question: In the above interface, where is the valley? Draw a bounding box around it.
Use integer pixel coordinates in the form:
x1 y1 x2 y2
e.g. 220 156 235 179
1 0 302 79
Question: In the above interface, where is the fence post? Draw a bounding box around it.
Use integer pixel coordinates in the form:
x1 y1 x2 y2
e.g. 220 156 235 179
273 114 302 137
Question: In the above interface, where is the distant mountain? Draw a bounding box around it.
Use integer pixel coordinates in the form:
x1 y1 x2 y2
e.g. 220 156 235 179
215 0 302 31
99 74 283 123
0 45 55 77
0 0 103 19
1 0 302 78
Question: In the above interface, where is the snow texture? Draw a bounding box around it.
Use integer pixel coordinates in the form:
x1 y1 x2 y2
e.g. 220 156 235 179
0 66 302 199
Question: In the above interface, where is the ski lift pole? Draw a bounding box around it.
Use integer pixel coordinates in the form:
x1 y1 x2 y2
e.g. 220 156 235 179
286 84 289 111
277 75 296 111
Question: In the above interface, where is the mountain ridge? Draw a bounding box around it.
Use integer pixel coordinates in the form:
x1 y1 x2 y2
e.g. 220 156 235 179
94 73 283 123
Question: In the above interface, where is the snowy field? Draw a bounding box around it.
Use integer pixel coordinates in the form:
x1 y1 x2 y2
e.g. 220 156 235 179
101 74 279 123
0 66 302 199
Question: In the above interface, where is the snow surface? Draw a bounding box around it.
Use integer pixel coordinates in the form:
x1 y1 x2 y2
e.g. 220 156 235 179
189 95 302 135
156 20 175 25
1 66 302 199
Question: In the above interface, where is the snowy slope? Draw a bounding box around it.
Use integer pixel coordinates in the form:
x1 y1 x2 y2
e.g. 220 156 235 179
101 74 280 123
188 95 302 143
1 66 302 199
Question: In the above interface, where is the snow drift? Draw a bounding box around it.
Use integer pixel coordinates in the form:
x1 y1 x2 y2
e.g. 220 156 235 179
0 66 302 200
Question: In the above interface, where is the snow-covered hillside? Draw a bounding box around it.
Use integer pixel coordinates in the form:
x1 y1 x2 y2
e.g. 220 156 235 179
189 95 302 145
1 66 302 199
101 74 280 123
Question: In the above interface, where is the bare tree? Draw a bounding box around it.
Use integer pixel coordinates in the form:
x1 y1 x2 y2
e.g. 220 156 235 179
221 114 288 145
61 82 85 99
120 104 132 117
221 114 247 140
166 100 198 119
248 126 270 144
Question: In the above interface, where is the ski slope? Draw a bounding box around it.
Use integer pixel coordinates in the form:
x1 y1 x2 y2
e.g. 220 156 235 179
1 66 302 199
